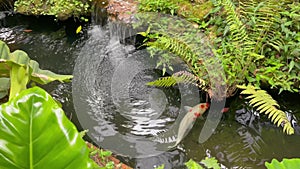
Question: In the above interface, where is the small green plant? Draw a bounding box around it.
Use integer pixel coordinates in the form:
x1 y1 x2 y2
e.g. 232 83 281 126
185 157 221 169
103 161 114 169
138 0 182 15
155 157 221 169
89 146 116 169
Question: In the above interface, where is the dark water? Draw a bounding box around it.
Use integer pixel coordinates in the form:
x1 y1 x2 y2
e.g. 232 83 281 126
1 13 300 169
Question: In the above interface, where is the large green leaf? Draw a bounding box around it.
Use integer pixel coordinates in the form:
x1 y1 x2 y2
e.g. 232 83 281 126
0 87 99 169
0 40 73 98
9 50 30 99
265 158 300 169
0 40 11 77
29 60 72 84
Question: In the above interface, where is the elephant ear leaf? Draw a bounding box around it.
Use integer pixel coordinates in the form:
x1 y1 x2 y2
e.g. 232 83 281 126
0 40 73 85
29 60 73 84
0 87 99 169
0 78 9 99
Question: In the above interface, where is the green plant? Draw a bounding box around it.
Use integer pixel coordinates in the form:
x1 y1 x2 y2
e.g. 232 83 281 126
217 0 299 93
137 0 299 134
0 40 72 100
155 157 221 169
147 71 207 90
136 15 214 94
138 24 207 75
0 87 99 169
90 149 112 161
89 146 116 169
238 84 294 135
138 0 182 15
265 158 300 169
185 158 221 169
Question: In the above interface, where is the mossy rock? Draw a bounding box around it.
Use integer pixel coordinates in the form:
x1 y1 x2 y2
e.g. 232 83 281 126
177 0 214 21
14 0 92 20
138 0 214 23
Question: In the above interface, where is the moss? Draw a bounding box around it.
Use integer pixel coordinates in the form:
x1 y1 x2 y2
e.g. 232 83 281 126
177 1 214 22
138 0 214 24
14 0 92 20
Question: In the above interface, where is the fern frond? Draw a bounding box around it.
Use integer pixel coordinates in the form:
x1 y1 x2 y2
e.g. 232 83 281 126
222 0 249 44
221 0 286 58
237 84 294 135
146 34 204 74
147 71 207 90
239 0 284 53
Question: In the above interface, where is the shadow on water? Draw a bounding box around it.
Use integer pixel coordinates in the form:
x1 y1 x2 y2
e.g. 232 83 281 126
1 11 300 169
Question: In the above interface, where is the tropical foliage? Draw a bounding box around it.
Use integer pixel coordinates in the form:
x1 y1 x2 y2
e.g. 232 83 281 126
137 0 299 134
0 40 72 100
0 87 99 169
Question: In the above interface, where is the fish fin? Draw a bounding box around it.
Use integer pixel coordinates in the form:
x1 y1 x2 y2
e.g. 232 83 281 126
184 106 192 112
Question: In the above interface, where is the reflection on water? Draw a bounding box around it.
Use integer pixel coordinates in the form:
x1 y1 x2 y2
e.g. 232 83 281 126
1 14 300 168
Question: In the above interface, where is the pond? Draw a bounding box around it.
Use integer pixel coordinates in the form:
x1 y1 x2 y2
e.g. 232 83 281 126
1 12 300 169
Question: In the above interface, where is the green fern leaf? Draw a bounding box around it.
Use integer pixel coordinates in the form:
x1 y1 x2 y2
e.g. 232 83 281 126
237 84 294 135
147 76 177 87
147 71 207 90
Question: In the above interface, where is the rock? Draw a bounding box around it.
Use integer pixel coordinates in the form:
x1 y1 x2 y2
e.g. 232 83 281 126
106 0 138 23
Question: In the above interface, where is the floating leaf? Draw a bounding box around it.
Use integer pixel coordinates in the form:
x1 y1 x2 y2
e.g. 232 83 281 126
76 25 82 34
